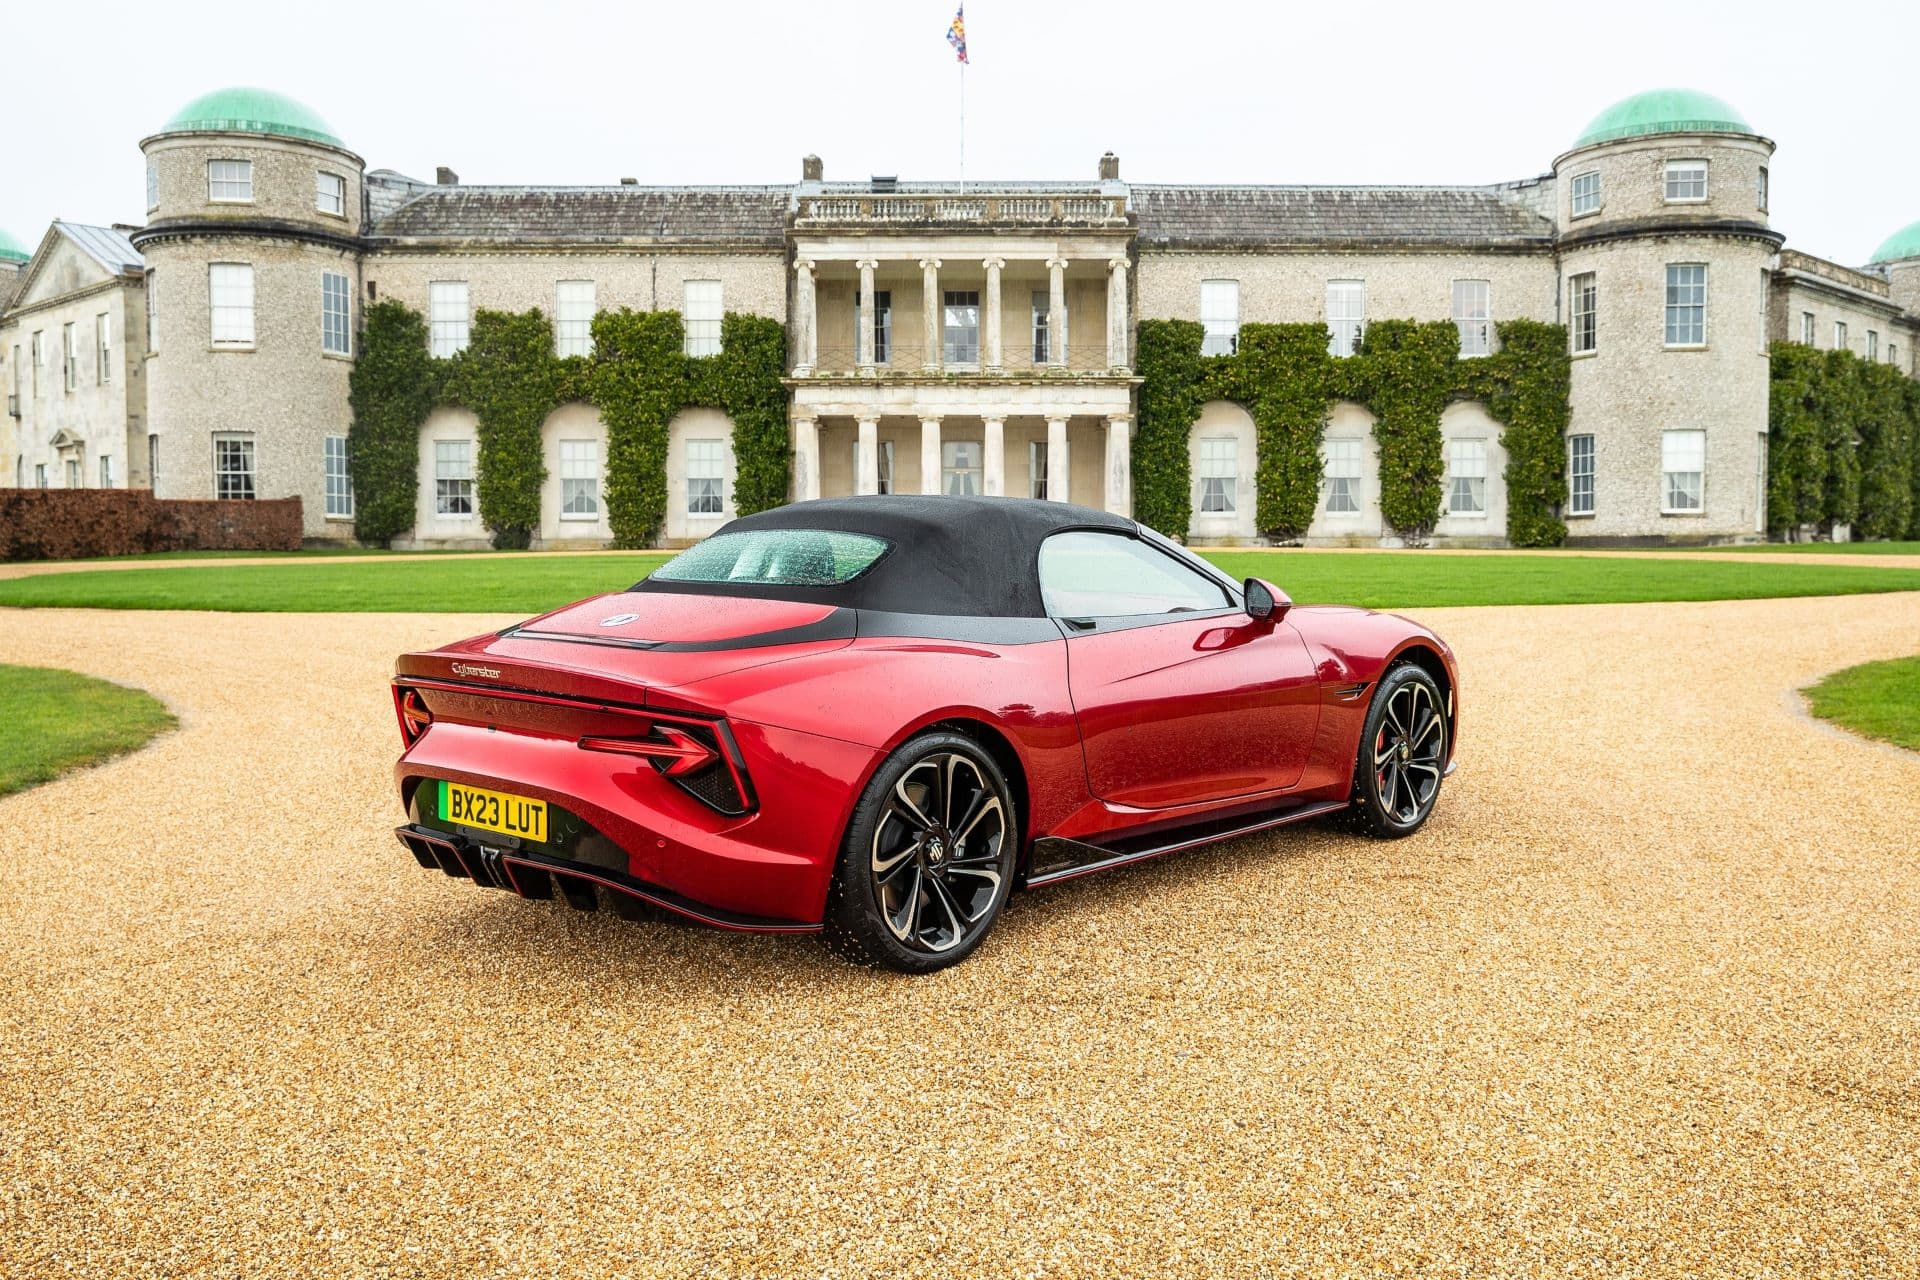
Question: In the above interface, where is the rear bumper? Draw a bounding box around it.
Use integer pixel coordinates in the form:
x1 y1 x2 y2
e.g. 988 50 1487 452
394 717 881 926
394 824 821 932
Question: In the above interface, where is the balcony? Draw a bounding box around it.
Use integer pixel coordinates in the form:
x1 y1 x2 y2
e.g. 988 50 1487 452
795 190 1128 229
802 344 1124 380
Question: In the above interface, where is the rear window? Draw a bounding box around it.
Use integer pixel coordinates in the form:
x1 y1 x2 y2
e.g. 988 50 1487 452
649 529 891 587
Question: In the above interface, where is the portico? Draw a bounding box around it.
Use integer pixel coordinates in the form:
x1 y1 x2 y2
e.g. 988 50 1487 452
785 184 1139 513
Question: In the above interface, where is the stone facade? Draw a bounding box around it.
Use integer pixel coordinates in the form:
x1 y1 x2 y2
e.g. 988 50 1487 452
4 86 1918 548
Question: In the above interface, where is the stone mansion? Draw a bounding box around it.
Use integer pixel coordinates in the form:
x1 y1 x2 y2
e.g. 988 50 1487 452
3 85 1918 547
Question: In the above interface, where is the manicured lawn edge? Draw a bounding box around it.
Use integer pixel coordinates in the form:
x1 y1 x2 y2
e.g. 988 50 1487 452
0 665 179 797
1803 656 1920 753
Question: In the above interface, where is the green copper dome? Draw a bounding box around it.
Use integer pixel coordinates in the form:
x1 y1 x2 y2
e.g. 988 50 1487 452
1574 88 1753 148
159 87 342 146
0 228 29 264
1868 220 1920 265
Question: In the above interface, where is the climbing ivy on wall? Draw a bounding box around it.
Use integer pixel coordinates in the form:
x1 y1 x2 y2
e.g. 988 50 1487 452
1134 317 1572 546
1766 342 1917 540
347 303 788 548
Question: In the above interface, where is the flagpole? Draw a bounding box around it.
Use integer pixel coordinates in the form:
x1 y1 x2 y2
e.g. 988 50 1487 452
959 60 966 193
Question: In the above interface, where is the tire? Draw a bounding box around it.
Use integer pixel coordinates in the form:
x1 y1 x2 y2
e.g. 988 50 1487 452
1338 663 1448 839
821 732 1018 973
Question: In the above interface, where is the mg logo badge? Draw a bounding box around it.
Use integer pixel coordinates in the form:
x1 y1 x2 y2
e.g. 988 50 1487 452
599 614 639 628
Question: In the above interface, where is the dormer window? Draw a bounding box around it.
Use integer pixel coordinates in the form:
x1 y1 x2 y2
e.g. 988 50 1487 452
1663 161 1708 203
208 159 253 203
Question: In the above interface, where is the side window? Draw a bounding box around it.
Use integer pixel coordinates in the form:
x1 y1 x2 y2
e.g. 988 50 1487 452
1038 530 1232 619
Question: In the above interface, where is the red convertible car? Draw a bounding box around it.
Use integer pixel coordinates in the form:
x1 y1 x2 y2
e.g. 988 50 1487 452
392 496 1458 971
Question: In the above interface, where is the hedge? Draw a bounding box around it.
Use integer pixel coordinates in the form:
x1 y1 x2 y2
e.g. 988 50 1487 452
1766 343 1919 540
1135 318 1571 545
349 302 788 549
0 492 304 560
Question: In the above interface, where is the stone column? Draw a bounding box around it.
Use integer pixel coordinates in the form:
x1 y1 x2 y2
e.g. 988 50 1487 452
920 257 942 371
793 414 820 502
1104 414 1132 516
856 258 878 376
856 417 880 495
983 417 1005 497
983 257 1006 373
1046 416 1070 502
920 417 943 495
1047 256 1068 370
794 258 817 376
1106 256 1130 372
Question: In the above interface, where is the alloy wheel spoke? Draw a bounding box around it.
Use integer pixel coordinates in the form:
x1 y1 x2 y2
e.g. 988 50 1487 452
893 775 936 831
925 873 966 943
1413 709 1443 748
886 865 924 941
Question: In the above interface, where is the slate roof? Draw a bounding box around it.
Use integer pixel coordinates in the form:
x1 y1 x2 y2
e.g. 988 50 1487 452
1132 185 1554 250
54 221 144 275
370 186 791 247
0 264 22 312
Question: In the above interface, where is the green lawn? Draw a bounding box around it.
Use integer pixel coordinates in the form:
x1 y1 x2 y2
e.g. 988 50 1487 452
1804 656 1920 752
1625 541 1920 556
0 665 178 796
2 549 1920 613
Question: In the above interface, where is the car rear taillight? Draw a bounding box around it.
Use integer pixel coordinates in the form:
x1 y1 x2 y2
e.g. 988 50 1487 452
393 686 432 747
579 718 753 817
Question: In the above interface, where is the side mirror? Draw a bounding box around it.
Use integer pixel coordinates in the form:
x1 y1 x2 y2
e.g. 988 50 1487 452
1243 577 1292 623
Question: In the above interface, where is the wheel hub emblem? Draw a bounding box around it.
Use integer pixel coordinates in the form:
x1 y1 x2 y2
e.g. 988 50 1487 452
925 836 947 865
1398 743 1410 762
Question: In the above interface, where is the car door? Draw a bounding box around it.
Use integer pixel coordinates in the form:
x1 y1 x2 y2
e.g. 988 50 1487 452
1040 529 1322 809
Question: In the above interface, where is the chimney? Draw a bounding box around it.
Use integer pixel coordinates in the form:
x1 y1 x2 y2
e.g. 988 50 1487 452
1098 152 1120 181
802 154 823 182
436 166 459 186
620 177 638 186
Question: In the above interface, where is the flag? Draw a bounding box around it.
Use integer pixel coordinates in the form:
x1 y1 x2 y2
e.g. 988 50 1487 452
946 4 968 64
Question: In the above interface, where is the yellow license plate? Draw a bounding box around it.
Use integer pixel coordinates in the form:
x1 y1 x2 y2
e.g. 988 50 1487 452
440 780 547 842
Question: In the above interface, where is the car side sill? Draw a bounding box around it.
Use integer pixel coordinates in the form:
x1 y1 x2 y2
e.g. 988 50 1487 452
1024 799 1349 888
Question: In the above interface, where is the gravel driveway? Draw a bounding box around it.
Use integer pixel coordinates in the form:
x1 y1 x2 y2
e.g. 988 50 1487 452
3 597 1918 1278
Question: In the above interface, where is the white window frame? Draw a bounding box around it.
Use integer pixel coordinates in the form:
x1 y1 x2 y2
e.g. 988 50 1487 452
1030 290 1068 365
148 434 160 486
1569 273 1597 354
1447 438 1488 516
146 270 158 355
146 161 159 212
1664 264 1707 348
207 159 253 203
1661 429 1705 514
559 439 600 519
35 463 48 489
434 439 475 517
1327 280 1366 357
428 281 470 357
1833 321 1848 351
96 312 111 384
1801 311 1815 346
943 290 981 366
324 434 353 519
1196 437 1236 513
554 280 595 358
1757 166 1769 213
942 439 983 495
1663 160 1708 203
66 458 81 489
1570 170 1601 217
1200 280 1240 356
322 271 351 356
214 434 256 501
30 331 42 396
209 263 256 347
316 171 346 218
62 323 77 392
1323 439 1362 514
686 438 725 514
1866 330 1879 361
856 289 892 365
100 454 113 488
1567 434 1595 516
683 280 723 357
1452 279 1491 357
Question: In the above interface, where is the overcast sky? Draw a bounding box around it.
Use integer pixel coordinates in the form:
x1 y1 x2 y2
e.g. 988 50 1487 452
8 0 1916 266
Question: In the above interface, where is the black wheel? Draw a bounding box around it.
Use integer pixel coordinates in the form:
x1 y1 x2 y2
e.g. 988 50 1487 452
1339 664 1447 838
822 732 1017 972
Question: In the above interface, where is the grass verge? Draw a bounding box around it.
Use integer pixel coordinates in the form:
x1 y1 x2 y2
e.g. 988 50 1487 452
0 665 178 796
1804 656 1920 752
1 550 1919 613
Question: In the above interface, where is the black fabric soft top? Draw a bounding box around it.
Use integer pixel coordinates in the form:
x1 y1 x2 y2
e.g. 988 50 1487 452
635 495 1137 617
